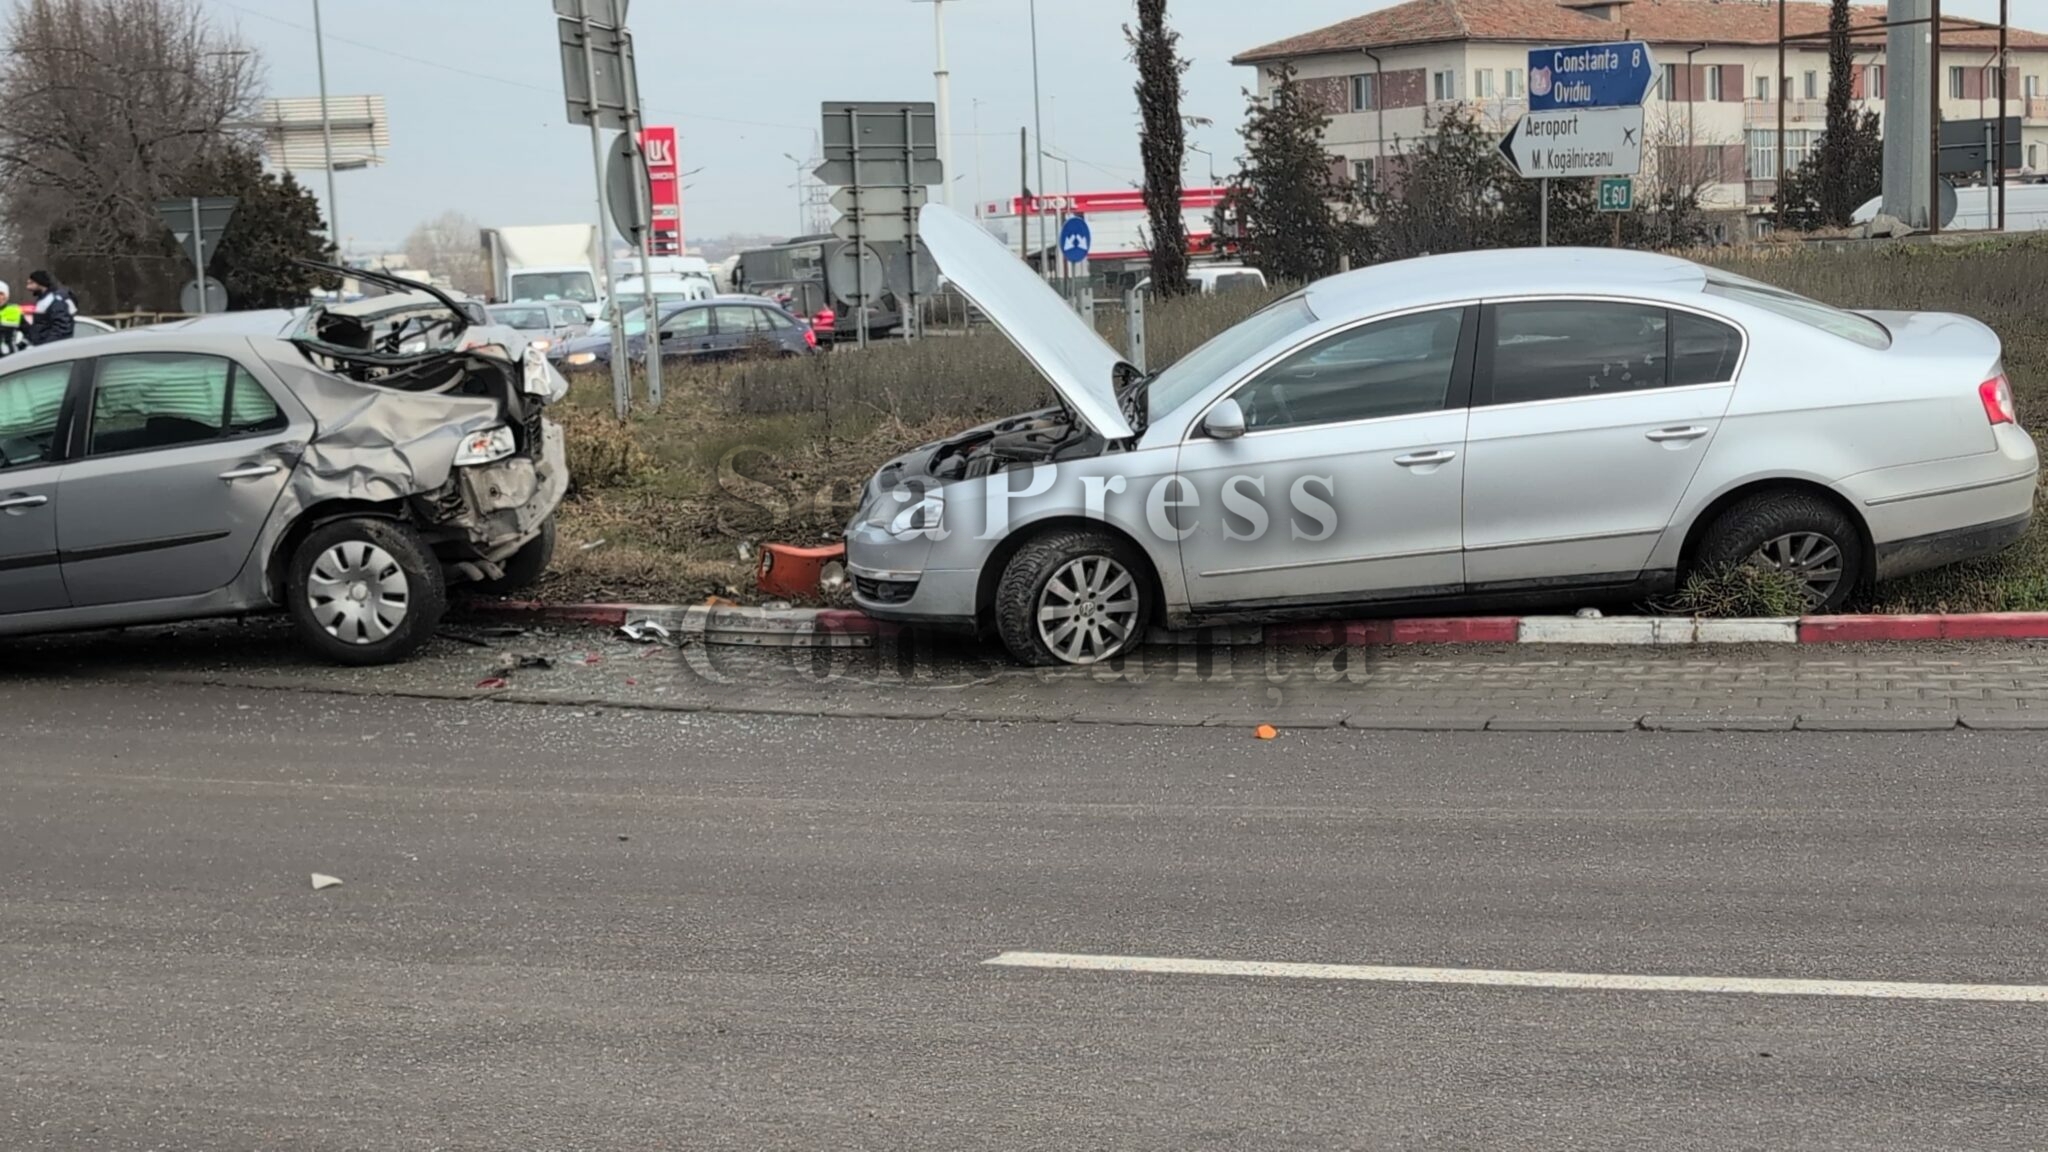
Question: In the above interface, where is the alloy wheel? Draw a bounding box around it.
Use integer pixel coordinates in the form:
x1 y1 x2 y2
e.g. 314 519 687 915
1036 555 1141 665
307 541 411 645
1750 531 1845 607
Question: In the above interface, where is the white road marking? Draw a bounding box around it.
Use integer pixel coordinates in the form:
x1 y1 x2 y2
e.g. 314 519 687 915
982 952 2048 1004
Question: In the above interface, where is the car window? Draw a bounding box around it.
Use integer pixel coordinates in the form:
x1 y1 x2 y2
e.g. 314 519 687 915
661 308 713 338
1149 294 1318 420
1485 301 1669 405
714 306 768 336
550 304 585 326
1671 311 1744 386
89 354 280 455
761 308 796 330
1703 271 1889 350
1213 272 1265 295
490 306 552 330
1230 308 1465 431
0 362 72 471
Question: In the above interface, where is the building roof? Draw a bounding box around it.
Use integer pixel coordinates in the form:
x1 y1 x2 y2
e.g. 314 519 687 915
1233 0 2048 64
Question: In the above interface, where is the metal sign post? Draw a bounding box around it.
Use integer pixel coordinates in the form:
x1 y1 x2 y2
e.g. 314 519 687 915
820 102 941 349
560 0 632 417
902 107 919 342
155 196 237 313
618 32 662 409
851 107 866 349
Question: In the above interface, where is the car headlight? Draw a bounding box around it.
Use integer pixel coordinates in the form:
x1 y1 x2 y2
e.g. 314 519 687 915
887 493 945 540
564 351 597 367
454 426 517 467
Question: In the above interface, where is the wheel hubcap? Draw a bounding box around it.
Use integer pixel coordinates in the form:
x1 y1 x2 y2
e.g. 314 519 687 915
308 542 410 645
1036 555 1140 665
1750 531 1845 606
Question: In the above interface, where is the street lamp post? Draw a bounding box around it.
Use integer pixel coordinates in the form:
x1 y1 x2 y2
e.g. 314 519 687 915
312 0 340 257
783 152 810 236
1187 144 1219 188
1030 0 1047 278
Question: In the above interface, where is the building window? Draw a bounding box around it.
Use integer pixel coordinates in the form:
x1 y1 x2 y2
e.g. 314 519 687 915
1756 75 1771 101
1745 128 1816 182
1432 69 1456 101
1706 66 1723 102
1352 73 1377 111
1661 62 1679 101
1986 67 2003 98
1473 69 1494 98
1506 68 1524 97
1353 158 1376 187
1867 63 1885 97
1803 70 1819 100
1950 66 1967 99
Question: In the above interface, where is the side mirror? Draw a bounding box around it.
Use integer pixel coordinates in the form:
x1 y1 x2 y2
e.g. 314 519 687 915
1203 398 1247 440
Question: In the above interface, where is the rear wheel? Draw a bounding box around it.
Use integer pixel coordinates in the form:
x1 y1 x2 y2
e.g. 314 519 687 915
286 518 446 665
1691 491 1866 612
994 528 1151 666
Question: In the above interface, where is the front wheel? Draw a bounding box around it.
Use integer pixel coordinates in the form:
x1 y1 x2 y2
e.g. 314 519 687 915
1691 491 1866 613
286 517 447 665
993 528 1152 666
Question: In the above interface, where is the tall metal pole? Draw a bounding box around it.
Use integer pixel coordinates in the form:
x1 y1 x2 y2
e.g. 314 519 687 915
973 98 984 216
188 198 209 313
1931 0 1944 233
576 0 630 419
619 15 663 409
933 0 954 208
1030 0 1047 280
1999 0 2009 231
1019 127 1029 261
312 0 340 256
1539 178 1549 247
1776 0 1786 229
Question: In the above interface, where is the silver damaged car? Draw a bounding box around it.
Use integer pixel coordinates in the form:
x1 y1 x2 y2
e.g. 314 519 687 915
0 265 568 664
847 205 2038 666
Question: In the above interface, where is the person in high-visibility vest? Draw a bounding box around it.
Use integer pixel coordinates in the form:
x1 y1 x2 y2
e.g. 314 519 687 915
0 281 24 356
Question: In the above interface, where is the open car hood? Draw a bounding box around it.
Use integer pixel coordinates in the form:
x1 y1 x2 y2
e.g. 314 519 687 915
290 260 479 368
916 204 1135 440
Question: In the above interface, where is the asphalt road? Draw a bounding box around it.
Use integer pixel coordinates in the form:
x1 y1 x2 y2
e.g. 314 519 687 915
5 681 2048 1150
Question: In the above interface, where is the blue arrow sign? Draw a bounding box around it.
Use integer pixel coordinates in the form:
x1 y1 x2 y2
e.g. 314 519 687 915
1527 40 1657 111
1060 215 1092 263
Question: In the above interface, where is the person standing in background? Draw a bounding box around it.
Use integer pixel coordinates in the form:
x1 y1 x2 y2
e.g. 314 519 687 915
23 270 74 346
0 281 24 355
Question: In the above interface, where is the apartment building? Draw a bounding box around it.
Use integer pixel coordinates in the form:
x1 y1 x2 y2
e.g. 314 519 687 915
1233 0 2048 218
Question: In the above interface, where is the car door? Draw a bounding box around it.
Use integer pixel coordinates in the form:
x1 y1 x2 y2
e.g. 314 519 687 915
1176 306 1476 611
0 359 83 614
1462 299 1743 588
652 305 716 363
712 305 769 358
56 350 305 608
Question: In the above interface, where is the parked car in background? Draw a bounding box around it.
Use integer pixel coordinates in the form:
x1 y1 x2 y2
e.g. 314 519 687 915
487 302 579 355
0 263 568 665
1134 264 1270 297
846 205 2037 666
546 301 591 341
72 315 117 338
550 296 814 370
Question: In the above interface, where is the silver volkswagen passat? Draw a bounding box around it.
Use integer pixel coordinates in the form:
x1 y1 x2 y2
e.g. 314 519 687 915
847 205 2037 666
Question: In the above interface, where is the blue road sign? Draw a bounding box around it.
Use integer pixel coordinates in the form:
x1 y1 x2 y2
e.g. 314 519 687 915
1527 40 1657 111
1060 215 1092 263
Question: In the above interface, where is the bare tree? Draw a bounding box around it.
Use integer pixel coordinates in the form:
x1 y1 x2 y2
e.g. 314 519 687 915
1127 0 1191 296
0 0 259 252
404 210 492 297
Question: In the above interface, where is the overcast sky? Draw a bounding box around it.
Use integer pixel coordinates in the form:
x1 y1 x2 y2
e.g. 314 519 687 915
206 0 2011 253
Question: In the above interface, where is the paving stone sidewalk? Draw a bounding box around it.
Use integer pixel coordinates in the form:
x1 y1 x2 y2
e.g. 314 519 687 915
6 619 2048 733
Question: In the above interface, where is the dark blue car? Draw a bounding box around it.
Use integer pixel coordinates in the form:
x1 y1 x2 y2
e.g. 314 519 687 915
550 296 814 369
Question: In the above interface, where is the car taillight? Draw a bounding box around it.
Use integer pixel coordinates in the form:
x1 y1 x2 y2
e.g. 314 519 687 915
1980 374 2018 426
804 327 817 347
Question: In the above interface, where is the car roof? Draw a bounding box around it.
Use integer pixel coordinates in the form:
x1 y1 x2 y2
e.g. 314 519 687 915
1303 247 1709 320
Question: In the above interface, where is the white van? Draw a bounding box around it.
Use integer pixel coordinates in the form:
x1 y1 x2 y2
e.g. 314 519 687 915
1135 263 1270 296
1853 183 2048 232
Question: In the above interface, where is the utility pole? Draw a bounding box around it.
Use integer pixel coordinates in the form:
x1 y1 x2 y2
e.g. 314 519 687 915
1019 127 1029 262
916 0 955 209
312 0 340 256
1030 0 1047 279
1882 0 1935 229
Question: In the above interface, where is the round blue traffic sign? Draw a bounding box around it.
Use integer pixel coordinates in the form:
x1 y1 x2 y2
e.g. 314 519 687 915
1060 215 1092 263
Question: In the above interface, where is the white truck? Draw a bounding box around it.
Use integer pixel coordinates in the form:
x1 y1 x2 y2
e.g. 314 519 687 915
482 224 606 320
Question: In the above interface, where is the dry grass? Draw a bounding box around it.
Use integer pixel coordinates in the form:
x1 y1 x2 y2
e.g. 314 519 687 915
538 240 2048 612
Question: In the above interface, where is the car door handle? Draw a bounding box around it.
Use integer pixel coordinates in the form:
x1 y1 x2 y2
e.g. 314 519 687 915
1394 450 1457 466
1646 426 1711 442
219 464 281 481
0 493 47 510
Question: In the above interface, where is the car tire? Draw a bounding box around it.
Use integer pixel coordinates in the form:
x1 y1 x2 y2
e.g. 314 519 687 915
1691 490 1866 613
469 516 556 596
994 527 1152 666
286 517 447 666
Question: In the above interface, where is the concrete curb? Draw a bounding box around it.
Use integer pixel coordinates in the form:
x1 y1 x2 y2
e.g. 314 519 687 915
461 601 2048 648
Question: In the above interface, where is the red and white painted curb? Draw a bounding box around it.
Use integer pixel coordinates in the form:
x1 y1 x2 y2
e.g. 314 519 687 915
465 601 2048 648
